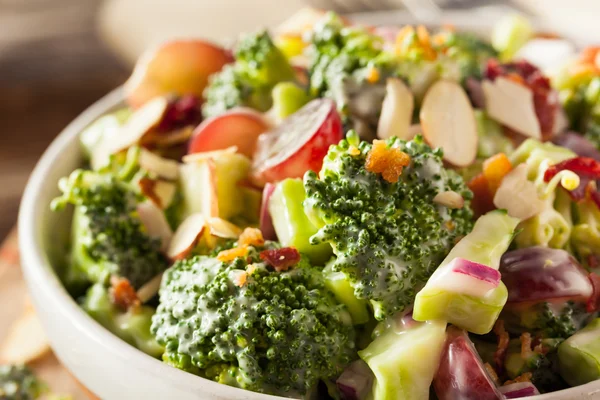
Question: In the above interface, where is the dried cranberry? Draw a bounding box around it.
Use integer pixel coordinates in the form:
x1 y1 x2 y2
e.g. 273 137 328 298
259 247 301 272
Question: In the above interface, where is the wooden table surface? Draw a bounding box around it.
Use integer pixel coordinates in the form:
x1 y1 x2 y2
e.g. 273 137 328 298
0 0 128 242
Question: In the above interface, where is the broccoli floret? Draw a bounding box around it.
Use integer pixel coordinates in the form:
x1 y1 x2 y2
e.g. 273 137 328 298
0 365 47 400
202 30 295 118
51 167 169 290
560 77 600 148
502 301 589 339
303 133 473 320
308 13 393 140
151 245 356 396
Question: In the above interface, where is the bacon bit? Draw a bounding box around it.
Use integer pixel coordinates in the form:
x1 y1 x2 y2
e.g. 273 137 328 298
366 66 380 83
348 145 361 156
494 320 510 372
485 60 559 141
260 247 301 272
520 332 534 359
366 140 411 183
217 245 249 262
504 372 533 385
238 228 265 247
586 273 600 312
484 363 500 386
138 177 162 207
109 276 140 311
234 272 248 287
468 173 495 217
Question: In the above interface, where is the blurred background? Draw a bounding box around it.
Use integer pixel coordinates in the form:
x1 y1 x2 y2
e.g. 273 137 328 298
0 0 598 241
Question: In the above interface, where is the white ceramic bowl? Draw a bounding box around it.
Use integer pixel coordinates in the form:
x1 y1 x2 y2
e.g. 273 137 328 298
18 88 600 400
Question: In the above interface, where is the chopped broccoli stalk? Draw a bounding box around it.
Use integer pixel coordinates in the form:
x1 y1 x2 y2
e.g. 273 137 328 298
270 82 312 121
82 283 164 357
572 198 600 262
558 318 600 386
179 152 251 221
51 169 169 290
0 365 47 400
203 30 295 118
151 246 356 396
474 110 514 159
323 260 370 325
304 133 473 320
358 320 447 400
491 14 533 60
414 210 518 334
268 178 332 265
502 301 589 339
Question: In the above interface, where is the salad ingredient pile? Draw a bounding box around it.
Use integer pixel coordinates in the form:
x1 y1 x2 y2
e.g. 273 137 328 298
51 8 600 400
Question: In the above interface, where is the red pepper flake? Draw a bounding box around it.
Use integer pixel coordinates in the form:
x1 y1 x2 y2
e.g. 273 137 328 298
587 272 600 312
109 276 140 311
493 320 510 372
259 247 301 272
365 140 411 183
485 60 558 141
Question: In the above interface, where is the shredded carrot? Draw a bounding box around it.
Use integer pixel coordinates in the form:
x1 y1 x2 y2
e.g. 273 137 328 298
483 153 512 194
238 228 264 247
493 320 510 372
366 140 411 183
504 372 533 385
366 66 380 83
520 332 534 359
234 272 248 287
468 173 495 217
217 245 249 262
484 363 500 385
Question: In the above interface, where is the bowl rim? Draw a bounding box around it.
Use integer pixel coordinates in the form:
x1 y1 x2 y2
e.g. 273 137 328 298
17 87 600 400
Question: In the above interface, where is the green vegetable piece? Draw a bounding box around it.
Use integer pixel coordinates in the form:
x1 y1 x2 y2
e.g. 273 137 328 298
491 14 533 61
359 320 446 400
0 365 47 400
413 210 519 334
323 260 369 325
474 110 514 159
558 318 600 386
79 108 132 164
269 178 332 265
82 283 163 358
271 82 312 121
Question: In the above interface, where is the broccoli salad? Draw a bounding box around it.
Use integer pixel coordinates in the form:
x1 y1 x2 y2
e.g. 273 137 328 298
50 9 600 400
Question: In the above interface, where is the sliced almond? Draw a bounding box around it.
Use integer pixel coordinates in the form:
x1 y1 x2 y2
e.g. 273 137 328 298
139 149 180 180
154 180 177 209
107 96 169 154
136 272 164 304
494 164 544 220
148 126 194 147
136 201 173 251
167 213 206 260
420 80 478 167
182 146 238 164
482 77 541 139
433 191 464 209
0 309 50 364
207 217 242 239
377 78 414 140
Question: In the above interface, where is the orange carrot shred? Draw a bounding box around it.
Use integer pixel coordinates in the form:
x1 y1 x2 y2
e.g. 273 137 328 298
217 245 249 262
483 153 512 194
238 228 264 247
366 140 411 183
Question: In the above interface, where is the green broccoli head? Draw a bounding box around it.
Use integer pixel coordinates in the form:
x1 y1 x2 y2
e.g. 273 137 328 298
502 301 589 339
202 30 295 118
303 133 473 320
151 245 356 396
0 365 47 400
52 167 169 290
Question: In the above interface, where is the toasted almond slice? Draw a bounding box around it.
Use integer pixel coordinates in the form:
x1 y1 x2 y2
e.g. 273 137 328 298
377 78 415 140
139 149 180 180
420 80 478 167
482 77 541 139
0 309 50 364
207 217 242 239
182 146 238 164
136 272 164 303
493 164 544 220
433 191 464 209
149 126 194 147
137 201 173 251
167 213 206 260
107 96 169 154
154 180 177 209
